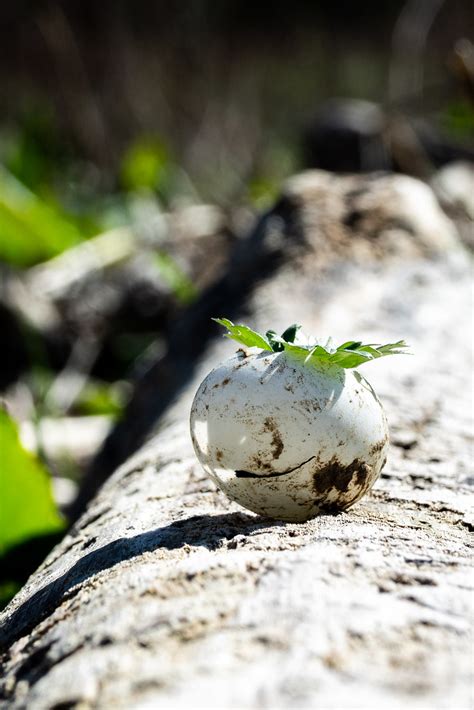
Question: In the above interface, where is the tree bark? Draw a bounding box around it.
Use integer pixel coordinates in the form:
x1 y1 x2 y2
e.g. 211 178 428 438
1 171 472 710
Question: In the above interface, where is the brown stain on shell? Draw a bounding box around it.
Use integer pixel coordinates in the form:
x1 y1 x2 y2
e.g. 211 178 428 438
212 377 231 389
250 455 273 471
370 438 388 455
263 417 284 460
312 456 372 510
300 399 322 413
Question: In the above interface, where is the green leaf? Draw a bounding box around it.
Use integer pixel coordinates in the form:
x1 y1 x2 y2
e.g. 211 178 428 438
375 340 409 354
0 408 64 556
265 330 284 352
272 339 315 359
265 325 302 352
328 350 372 369
280 324 301 344
121 137 171 192
213 318 273 351
0 165 83 266
338 341 363 351
213 318 409 369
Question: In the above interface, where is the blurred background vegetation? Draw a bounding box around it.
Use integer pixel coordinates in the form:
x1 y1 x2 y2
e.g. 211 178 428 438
0 0 472 608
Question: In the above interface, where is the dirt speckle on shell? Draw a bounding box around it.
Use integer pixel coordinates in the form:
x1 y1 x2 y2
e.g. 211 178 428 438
263 417 284 460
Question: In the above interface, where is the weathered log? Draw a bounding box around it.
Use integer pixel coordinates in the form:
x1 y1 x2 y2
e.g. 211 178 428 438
1 171 472 709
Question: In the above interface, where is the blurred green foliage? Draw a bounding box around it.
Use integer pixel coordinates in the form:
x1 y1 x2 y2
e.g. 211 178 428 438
0 166 83 267
112 332 158 366
0 408 64 556
121 137 174 196
247 176 280 209
248 141 298 208
154 251 198 305
0 407 65 608
441 100 474 141
0 580 21 610
2 107 69 193
72 379 128 419
0 107 104 267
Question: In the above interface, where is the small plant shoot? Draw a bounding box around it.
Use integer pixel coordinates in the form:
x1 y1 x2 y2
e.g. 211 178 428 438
213 318 409 369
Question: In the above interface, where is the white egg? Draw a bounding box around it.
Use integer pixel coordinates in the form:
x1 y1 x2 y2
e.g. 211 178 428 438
190 349 389 522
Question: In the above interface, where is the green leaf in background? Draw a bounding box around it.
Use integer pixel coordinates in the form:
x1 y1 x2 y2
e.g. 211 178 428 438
248 176 280 209
441 100 474 142
0 166 83 266
0 407 64 556
1 105 67 192
121 137 172 192
72 379 128 419
154 251 198 305
0 581 21 609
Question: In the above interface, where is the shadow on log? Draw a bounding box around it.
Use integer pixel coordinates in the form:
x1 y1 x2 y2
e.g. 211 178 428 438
0 512 282 652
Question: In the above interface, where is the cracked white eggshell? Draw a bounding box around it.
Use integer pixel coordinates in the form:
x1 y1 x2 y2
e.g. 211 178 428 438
190 349 389 522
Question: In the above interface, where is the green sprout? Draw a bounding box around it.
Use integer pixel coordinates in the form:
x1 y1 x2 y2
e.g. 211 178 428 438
213 318 409 370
